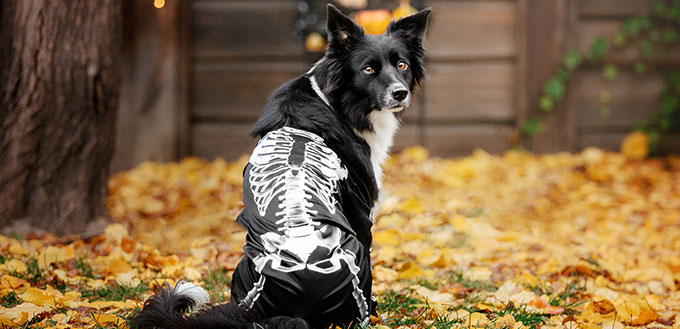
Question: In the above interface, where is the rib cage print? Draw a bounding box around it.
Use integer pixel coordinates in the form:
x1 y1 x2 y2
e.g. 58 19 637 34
240 127 369 321
248 127 347 226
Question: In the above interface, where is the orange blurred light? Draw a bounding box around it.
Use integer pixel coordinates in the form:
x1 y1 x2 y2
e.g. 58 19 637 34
154 0 165 9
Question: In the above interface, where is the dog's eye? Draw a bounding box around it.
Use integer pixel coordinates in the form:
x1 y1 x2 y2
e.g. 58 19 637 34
397 61 409 70
363 66 375 74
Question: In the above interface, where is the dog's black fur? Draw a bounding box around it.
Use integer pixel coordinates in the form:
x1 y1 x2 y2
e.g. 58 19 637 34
132 5 430 329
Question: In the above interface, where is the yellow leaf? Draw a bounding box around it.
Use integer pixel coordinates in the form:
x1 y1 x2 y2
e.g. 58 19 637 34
414 286 453 304
620 131 649 160
90 313 127 327
8 241 29 256
19 286 62 307
0 259 27 274
105 223 129 244
468 312 490 328
397 261 424 279
0 275 29 289
590 299 615 314
0 303 50 325
373 230 401 247
630 309 657 326
464 266 492 282
416 248 446 268
190 245 218 263
107 258 133 275
399 146 429 163
444 308 469 322
398 198 424 214
38 246 73 268
495 313 516 327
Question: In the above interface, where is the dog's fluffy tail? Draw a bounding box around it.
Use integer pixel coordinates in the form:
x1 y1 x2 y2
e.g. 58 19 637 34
132 281 309 329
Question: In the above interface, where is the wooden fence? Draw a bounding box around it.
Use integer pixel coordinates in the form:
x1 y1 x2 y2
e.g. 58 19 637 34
111 0 678 172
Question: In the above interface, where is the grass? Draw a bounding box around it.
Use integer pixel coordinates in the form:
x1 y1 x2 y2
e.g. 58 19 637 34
375 271 589 328
0 291 21 308
494 303 547 329
202 268 231 303
548 277 588 316
81 282 149 301
449 271 497 292
119 307 141 326
377 289 433 327
24 257 45 286
75 258 96 279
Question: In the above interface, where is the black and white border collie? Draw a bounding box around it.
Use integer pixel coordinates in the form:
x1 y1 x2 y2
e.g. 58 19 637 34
133 5 430 329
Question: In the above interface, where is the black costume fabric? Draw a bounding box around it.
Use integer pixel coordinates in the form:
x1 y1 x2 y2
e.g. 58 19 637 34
230 127 376 328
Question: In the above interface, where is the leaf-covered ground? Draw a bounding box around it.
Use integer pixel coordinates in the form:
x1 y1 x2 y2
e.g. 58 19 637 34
1 145 680 328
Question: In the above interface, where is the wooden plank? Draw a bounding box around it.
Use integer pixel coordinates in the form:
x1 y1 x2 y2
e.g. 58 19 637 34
192 62 307 121
424 62 515 123
177 0 192 158
577 132 625 151
578 0 654 18
401 92 424 124
193 61 424 123
523 0 575 153
579 132 680 153
113 0 183 172
425 1 516 60
191 1 303 59
659 133 680 154
392 124 421 152
192 123 258 160
192 122 421 161
572 69 663 129
424 124 513 156
515 0 529 131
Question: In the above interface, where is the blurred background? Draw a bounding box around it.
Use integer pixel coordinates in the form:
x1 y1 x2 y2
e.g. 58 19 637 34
113 0 680 172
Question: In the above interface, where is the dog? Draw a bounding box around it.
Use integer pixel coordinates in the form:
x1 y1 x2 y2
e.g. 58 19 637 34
132 4 430 329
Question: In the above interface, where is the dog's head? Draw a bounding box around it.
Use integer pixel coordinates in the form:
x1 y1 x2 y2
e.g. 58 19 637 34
315 5 431 131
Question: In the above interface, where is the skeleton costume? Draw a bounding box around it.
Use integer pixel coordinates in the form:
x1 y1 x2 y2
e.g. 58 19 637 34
231 127 377 328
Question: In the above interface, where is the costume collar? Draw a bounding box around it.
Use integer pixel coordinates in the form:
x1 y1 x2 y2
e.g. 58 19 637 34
309 75 331 108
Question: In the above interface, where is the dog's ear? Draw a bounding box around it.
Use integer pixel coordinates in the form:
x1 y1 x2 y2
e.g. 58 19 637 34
326 4 363 52
388 8 431 88
387 8 431 45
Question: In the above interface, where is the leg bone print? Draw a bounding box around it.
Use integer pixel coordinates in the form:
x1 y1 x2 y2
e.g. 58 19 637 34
240 127 368 319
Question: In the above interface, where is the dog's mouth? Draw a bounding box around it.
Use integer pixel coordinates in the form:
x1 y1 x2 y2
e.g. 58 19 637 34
386 106 405 113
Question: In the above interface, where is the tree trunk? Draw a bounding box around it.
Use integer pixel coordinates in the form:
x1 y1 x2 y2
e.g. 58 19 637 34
0 1 121 235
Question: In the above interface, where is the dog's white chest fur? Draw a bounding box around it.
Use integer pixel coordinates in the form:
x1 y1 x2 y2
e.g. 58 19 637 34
356 111 400 188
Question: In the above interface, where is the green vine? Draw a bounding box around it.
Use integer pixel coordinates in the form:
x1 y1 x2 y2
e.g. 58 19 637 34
524 0 680 152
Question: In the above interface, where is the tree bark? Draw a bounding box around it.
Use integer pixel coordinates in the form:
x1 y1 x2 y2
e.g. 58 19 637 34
0 1 121 235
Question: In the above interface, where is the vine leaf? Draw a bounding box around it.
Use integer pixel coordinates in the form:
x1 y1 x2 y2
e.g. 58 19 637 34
641 40 653 60
522 117 545 136
539 96 554 112
587 38 609 61
603 64 618 81
562 51 582 71
599 107 611 119
623 16 651 37
543 78 565 100
613 32 628 47
599 91 612 104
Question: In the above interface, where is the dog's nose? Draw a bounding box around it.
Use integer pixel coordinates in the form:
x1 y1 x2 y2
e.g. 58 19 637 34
392 89 408 102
